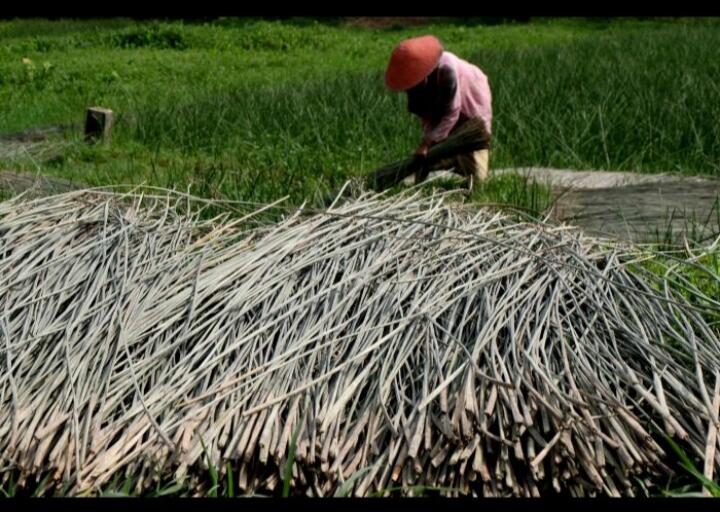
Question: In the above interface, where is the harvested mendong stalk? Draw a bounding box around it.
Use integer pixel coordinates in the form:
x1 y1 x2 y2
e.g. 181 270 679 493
0 186 719 497
369 119 490 191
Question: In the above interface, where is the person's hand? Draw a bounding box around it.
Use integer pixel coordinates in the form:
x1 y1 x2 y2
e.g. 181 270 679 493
409 151 426 172
410 141 430 169
414 141 430 159
409 141 430 183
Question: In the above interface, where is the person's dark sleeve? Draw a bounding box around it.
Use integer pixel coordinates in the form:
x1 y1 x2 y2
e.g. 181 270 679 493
422 65 460 145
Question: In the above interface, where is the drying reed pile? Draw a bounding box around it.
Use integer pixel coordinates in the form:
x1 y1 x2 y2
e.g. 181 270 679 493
0 186 719 497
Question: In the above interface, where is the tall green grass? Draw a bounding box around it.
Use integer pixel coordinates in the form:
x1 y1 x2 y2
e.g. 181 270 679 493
1 18 719 208
483 24 720 174
69 22 720 206
119 20 720 178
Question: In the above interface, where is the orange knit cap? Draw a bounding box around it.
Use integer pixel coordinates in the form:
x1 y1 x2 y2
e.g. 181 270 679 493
384 35 444 92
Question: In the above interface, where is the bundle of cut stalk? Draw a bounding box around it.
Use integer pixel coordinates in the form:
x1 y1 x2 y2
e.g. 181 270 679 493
0 186 719 497
368 119 490 191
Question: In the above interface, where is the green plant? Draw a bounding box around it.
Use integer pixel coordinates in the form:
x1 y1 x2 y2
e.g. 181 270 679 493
109 23 188 50
282 427 299 497
200 438 219 497
665 437 720 497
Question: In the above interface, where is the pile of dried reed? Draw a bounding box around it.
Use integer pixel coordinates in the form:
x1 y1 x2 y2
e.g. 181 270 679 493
0 187 718 497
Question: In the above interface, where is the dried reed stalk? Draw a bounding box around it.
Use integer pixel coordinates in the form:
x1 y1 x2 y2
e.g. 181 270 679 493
0 186 718 497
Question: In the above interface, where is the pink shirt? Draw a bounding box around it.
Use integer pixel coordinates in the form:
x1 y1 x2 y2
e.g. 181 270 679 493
421 51 493 145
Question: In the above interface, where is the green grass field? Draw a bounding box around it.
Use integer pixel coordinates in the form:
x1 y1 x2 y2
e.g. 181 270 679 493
1 17 719 209
1 17 719 497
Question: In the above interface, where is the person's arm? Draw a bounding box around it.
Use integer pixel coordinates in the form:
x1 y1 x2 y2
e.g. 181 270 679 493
415 120 433 156
423 106 460 145
409 120 432 179
421 64 460 146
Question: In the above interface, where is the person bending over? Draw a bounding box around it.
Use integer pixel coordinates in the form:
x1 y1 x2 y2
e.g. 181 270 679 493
385 35 493 191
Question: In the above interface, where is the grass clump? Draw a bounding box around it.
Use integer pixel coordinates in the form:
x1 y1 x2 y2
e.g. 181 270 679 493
108 23 189 50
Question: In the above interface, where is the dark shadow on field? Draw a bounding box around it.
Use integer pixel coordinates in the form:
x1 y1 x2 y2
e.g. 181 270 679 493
182 17 535 29
199 16 703 30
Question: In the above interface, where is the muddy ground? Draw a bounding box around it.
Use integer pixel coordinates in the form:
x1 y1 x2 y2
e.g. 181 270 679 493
496 167 720 243
416 167 720 244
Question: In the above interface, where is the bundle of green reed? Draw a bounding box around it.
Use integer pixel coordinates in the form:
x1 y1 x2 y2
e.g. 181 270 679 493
369 119 490 191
